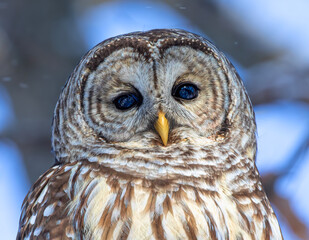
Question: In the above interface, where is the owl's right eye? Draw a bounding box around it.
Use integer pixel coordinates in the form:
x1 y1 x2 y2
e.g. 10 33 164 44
113 93 143 110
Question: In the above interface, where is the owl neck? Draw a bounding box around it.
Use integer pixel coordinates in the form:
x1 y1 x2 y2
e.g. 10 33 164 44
58 139 258 193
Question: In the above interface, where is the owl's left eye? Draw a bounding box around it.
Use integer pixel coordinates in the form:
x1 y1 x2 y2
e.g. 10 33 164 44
113 93 143 110
172 82 199 100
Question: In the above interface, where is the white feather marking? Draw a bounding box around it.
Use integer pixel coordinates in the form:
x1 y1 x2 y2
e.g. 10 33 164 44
80 167 89 175
251 197 261 204
111 207 120 222
33 227 42 236
43 204 54 217
64 166 73 172
37 185 48 204
88 156 98 162
155 193 165 216
241 133 249 147
29 213 37 225
45 171 54 178
120 187 127 199
66 231 75 238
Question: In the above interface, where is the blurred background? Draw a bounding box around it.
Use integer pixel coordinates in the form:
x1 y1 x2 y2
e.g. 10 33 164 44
1 0 309 239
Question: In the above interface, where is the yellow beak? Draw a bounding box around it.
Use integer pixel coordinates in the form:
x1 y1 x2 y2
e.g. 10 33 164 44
154 110 169 146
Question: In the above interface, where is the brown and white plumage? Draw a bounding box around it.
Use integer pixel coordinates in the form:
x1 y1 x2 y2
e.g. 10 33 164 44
17 29 283 239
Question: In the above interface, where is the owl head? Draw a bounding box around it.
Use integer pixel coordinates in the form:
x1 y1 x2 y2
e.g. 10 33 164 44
51 29 256 168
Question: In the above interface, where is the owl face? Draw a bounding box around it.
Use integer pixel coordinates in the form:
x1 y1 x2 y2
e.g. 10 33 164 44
82 43 229 146
52 29 255 163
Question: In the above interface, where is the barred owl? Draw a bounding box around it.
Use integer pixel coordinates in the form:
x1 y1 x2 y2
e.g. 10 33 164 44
17 29 282 239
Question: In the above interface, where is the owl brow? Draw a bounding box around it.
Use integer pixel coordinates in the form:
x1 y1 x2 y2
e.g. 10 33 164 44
114 84 143 99
85 39 151 72
158 38 214 58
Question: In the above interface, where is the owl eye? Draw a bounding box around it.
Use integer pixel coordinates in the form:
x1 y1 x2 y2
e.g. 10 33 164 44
113 93 142 110
172 83 199 100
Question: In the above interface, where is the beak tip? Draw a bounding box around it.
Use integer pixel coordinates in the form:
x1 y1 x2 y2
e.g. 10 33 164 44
154 111 169 147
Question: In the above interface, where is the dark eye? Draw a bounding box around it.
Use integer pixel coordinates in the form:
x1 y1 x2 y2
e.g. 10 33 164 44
172 83 199 100
113 93 142 110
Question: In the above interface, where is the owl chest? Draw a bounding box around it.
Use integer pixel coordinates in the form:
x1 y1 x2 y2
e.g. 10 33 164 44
80 180 254 240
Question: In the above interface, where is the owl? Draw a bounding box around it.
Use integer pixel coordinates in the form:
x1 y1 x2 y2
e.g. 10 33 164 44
17 29 282 239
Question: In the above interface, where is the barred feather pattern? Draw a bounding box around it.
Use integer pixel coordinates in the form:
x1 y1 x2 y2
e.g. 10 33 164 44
17 29 282 239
